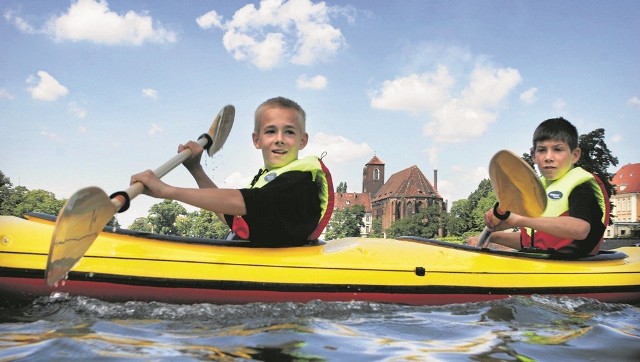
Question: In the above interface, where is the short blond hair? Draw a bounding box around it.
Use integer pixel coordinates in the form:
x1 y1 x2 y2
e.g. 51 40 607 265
254 97 306 133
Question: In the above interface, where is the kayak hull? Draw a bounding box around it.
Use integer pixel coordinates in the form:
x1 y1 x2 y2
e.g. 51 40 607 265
1 214 639 305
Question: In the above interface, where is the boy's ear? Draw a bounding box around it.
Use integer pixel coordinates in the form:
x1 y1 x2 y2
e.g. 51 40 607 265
252 132 260 149
572 147 582 163
299 132 309 150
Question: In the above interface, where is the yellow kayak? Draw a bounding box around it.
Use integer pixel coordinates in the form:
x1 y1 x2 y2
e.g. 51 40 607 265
1 213 639 305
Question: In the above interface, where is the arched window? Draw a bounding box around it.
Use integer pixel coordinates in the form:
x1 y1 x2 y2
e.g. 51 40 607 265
373 168 380 180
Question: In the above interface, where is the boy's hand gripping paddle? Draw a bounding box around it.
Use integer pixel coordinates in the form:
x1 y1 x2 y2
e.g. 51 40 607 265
476 150 547 248
45 105 235 286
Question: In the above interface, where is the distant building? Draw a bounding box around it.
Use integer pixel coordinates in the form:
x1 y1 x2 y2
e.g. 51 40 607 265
606 163 640 238
333 192 373 236
370 165 444 231
329 155 445 237
362 155 385 196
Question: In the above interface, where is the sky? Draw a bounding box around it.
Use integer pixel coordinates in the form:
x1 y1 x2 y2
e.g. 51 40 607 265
1 0 639 228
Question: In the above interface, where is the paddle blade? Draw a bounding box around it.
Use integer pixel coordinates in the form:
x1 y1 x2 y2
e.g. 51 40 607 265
488 150 546 217
45 187 118 286
206 105 235 156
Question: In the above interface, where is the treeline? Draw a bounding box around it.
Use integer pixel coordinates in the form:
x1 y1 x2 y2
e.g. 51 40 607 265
0 171 65 217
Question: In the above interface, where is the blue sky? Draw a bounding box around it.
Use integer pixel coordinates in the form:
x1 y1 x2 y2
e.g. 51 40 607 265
1 0 639 227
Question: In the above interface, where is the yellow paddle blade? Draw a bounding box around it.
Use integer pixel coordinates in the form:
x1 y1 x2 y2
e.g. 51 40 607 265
206 105 235 157
45 187 118 286
488 150 546 217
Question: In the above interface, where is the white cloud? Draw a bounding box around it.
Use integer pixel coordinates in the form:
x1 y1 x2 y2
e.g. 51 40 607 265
301 132 373 163
201 0 349 69
26 71 69 101
40 130 63 142
196 10 223 29
553 98 566 111
42 0 176 45
610 134 622 143
148 123 163 136
222 171 252 188
142 88 158 99
4 10 38 34
424 146 438 168
296 74 327 89
69 101 87 118
370 59 522 143
0 88 15 100
519 87 538 104
628 96 640 108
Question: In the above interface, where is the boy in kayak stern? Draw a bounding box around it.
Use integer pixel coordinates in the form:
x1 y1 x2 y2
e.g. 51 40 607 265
131 97 333 246
469 118 609 257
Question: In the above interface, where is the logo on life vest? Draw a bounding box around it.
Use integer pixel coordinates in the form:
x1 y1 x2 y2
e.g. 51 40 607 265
264 172 277 182
548 190 563 200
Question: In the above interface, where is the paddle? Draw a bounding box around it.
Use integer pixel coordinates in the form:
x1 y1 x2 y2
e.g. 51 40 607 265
45 105 235 286
476 150 547 248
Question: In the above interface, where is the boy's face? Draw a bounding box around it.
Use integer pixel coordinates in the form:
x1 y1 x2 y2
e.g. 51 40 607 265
533 139 581 181
252 107 308 170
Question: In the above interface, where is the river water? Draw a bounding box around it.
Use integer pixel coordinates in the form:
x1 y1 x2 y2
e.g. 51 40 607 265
0 294 638 361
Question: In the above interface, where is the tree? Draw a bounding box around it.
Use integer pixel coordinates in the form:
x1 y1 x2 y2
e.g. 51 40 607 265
576 128 618 198
13 189 65 216
148 200 187 235
447 199 471 236
129 217 154 233
336 181 347 193
386 204 446 239
369 219 384 238
325 204 365 240
175 210 229 239
0 171 13 215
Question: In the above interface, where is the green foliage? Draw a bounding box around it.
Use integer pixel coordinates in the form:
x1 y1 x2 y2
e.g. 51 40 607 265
336 181 348 193
0 171 65 217
129 202 229 239
385 204 446 239
446 199 471 236
149 200 187 235
369 219 384 238
325 204 365 240
175 210 229 239
129 217 154 233
576 128 618 198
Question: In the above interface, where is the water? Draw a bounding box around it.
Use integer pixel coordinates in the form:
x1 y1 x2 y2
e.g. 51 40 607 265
1 294 638 361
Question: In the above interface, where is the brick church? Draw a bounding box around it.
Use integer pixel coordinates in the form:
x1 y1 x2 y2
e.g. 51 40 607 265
333 155 445 236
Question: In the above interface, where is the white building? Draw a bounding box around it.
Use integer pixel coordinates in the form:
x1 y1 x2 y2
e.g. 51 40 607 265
606 163 640 238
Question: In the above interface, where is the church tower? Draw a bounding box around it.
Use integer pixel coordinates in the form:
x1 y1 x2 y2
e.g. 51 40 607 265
362 155 385 196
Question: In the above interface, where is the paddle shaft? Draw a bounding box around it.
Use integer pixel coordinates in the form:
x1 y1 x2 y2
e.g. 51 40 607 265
111 137 208 211
476 205 508 248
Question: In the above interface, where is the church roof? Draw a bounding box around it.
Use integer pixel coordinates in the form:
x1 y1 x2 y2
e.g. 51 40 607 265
334 192 372 212
372 165 440 201
366 155 385 165
612 163 640 194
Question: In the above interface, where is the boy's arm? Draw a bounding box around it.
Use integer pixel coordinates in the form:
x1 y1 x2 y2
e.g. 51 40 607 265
165 186 246 219
497 213 590 240
131 170 246 222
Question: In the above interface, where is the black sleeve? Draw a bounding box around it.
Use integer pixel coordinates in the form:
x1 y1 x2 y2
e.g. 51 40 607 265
568 182 605 245
228 171 321 246
568 182 597 223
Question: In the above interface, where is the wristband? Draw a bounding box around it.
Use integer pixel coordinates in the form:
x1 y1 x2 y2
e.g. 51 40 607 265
493 202 511 221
